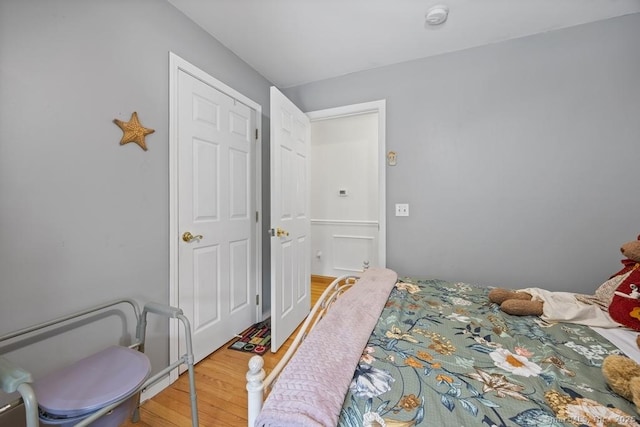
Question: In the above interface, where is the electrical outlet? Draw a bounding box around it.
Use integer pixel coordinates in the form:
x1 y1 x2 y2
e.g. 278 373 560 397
395 203 409 216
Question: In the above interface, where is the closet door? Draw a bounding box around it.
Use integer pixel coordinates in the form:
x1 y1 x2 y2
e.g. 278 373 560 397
177 68 256 364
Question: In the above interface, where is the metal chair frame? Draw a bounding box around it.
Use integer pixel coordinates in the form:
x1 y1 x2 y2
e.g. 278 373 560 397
0 299 199 427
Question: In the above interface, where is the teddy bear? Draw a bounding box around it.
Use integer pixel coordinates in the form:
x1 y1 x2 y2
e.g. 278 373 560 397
602 354 640 413
488 236 640 319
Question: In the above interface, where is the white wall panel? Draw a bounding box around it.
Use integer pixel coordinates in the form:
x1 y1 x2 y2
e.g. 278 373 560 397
311 220 378 276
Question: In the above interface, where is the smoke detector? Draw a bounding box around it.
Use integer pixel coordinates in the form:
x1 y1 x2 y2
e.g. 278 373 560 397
425 5 449 26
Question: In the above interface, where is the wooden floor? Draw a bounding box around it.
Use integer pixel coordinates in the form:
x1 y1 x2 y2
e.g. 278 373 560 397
123 276 334 427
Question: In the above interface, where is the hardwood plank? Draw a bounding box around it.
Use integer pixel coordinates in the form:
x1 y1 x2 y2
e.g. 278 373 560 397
122 276 334 427
311 274 336 285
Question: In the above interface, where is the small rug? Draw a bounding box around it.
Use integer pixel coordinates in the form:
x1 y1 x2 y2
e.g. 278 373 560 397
227 319 271 355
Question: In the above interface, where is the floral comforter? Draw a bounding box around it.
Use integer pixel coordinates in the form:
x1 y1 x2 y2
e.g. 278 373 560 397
338 278 640 427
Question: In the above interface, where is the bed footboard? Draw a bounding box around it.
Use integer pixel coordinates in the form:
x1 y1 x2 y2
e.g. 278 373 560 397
246 274 359 426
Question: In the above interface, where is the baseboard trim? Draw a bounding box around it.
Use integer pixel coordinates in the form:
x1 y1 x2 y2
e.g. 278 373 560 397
140 375 172 403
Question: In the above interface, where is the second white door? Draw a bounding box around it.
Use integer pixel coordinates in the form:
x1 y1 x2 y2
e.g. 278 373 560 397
269 87 311 352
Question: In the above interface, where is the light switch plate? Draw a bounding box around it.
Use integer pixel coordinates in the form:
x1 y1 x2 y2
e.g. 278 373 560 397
395 203 409 216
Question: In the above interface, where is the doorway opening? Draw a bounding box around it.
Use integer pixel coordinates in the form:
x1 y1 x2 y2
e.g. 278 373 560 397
307 100 386 277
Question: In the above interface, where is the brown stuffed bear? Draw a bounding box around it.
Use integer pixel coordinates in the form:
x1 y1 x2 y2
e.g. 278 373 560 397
602 354 640 413
488 236 640 317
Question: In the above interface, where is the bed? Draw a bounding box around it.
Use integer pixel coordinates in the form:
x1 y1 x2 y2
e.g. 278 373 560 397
247 268 640 427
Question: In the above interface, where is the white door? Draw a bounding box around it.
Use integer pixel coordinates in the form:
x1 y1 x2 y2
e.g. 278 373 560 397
270 87 311 352
177 69 256 364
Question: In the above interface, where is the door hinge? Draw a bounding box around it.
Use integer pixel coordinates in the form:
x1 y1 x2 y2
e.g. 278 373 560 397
255 128 259 140
256 294 260 305
256 211 259 223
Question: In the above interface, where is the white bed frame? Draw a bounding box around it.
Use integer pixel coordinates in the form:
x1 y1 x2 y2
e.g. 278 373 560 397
246 274 360 426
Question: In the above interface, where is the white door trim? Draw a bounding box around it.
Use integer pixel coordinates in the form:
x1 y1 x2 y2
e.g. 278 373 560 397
306 100 386 268
168 52 262 384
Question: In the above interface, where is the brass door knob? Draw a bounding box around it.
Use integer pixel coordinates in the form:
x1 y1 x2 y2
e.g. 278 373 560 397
269 227 290 237
182 231 203 242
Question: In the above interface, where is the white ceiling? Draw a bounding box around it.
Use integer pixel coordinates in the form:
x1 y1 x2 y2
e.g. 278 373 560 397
168 0 640 88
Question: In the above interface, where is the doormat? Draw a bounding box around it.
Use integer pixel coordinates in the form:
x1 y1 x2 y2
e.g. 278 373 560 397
228 319 271 355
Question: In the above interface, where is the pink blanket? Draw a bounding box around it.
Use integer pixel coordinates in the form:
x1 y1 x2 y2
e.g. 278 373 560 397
255 268 398 427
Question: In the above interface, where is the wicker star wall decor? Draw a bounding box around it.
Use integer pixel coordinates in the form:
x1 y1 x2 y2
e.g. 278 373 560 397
113 112 155 151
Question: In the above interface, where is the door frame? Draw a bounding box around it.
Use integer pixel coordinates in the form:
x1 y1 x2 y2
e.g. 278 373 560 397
168 52 262 384
306 100 387 269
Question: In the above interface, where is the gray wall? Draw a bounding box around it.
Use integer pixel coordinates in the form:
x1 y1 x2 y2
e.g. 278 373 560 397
284 13 640 293
0 0 272 379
